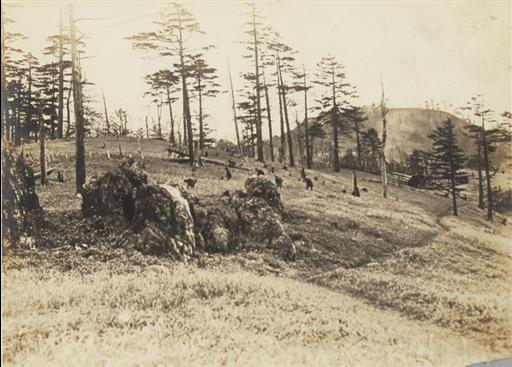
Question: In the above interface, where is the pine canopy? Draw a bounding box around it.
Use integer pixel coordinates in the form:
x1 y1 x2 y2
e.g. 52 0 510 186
429 119 468 192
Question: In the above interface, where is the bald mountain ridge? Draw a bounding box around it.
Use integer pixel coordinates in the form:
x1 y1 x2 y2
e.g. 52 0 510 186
309 107 474 163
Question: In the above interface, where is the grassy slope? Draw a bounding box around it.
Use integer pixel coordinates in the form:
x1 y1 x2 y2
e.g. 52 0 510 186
2 137 511 366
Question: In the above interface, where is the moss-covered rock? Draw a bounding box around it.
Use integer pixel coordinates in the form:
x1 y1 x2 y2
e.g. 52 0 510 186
81 161 295 261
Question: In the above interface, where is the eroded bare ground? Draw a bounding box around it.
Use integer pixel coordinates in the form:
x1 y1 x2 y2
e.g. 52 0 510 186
2 137 511 366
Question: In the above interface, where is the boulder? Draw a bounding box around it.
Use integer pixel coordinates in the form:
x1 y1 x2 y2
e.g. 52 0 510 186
132 184 196 259
244 175 283 212
195 180 295 260
82 159 195 260
234 196 295 259
82 157 147 219
193 195 241 253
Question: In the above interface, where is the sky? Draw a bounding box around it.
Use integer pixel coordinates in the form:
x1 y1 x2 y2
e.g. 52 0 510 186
4 0 511 140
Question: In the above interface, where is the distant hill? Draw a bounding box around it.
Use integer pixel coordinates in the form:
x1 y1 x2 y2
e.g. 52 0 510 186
311 107 474 162
362 107 474 161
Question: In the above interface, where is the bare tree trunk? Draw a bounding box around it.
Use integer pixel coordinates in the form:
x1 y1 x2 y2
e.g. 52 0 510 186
197 63 204 150
166 86 175 145
69 3 86 193
102 93 110 136
483 145 493 221
296 116 304 166
24 61 34 143
137 136 144 160
39 109 47 186
263 75 274 161
331 108 340 172
476 140 484 209
481 111 493 221
277 64 285 164
57 11 64 139
228 61 241 153
13 77 22 146
448 139 458 216
352 171 360 197
156 102 162 139
331 67 340 172
252 5 264 162
143 115 148 139
1 14 9 140
249 101 256 158
124 113 128 136
182 114 187 147
66 79 72 138
310 135 315 163
116 133 124 158
303 67 311 168
177 11 194 165
380 78 388 198
355 120 362 168
278 58 294 167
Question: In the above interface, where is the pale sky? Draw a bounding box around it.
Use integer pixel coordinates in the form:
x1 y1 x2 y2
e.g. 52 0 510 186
4 0 511 140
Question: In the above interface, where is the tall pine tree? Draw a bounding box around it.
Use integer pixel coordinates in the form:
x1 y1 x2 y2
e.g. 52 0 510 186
312 55 356 172
128 3 206 164
429 119 468 216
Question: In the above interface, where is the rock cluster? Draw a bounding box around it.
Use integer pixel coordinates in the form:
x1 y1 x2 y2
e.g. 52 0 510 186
81 160 296 261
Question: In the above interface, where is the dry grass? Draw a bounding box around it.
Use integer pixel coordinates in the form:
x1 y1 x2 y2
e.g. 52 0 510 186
2 137 511 366
1 260 502 367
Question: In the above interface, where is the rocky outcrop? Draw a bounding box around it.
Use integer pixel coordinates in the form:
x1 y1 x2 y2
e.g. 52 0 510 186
244 175 284 212
133 184 197 259
197 176 296 261
82 162 295 261
82 158 197 260
82 158 147 219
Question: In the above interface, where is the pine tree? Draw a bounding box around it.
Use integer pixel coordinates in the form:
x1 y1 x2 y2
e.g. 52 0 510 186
478 110 510 221
69 3 86 193
42 14 71 139
268 34 297 167
429 119 468 216
292 66 313 168
379 79 389 197
1 4 26 141
343 106 367 168
238 4 269 161
189 53 221 150
312 54 356 172
464 123 485 209
461 96 485 210
307 121 325 162
407 149 430 176
236 77 257 157
227 61 242 153
128 3 206 165
144 69 180 142
360 128 381 170
461 97 511 220
262 69 275 161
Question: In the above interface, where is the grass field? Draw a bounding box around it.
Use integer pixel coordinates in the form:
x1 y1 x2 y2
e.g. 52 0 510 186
2 137 511 366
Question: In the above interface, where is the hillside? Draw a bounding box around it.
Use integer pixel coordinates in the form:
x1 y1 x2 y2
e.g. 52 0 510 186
277 106 510 189
2 137 511 367
305 107 473 162
364 107 474 160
